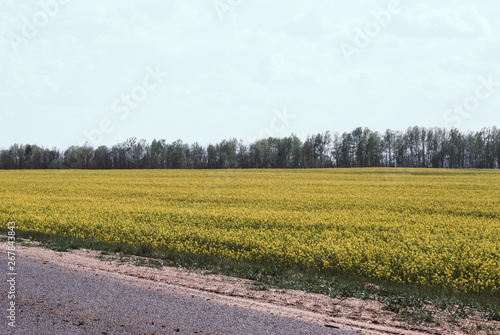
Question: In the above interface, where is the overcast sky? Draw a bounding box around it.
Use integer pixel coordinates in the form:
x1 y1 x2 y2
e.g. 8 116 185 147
1 0 499 149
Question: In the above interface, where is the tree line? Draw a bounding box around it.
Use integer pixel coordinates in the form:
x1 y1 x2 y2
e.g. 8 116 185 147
1 126 499 170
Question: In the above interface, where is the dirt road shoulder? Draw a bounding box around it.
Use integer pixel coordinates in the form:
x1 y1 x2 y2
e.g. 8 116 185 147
1 239 498 335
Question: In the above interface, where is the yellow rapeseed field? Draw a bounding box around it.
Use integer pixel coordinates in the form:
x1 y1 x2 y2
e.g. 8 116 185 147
1 168 499 293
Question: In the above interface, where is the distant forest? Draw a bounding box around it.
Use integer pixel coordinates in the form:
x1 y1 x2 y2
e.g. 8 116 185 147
1 126 499 169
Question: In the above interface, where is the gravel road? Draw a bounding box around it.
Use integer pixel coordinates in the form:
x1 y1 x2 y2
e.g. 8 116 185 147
1 252 359 335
